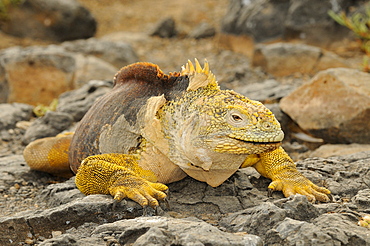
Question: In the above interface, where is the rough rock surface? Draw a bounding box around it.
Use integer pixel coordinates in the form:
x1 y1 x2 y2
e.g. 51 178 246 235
0 103 33 130
0 0 97 42
0 45 117 105
221 0 353 46
150 17 177 38
21 79 113 144
280 68 370 144
22 111 74 145
221 0 290 42
237 79 296 103
35 216 264 246
61 38 139 68
284 0 353 45
57 80 113 122
188 22 216 39
1 149 370 245
252 43 352 76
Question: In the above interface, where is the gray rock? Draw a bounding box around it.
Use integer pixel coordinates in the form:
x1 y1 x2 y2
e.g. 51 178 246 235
296 151 370 200
0 155 29 184
40 234 105 246
280 68 370 144
265 213 370 245
284 0 352 46
57 80 113 121
351 189 370 211
23 111 74 144
188 22 216 39
219 62 270 91
168 177 244 214
280 195 320 221
0 195 143 245
36 178 84 207
237 79 296 103
221 193 370 244
0 103 33 130
221 0 352 45
43 222 103 245
0 0 96 42
93 217 263 246
221 0 290 42
39 234 82 246
2 148 370 244
72 54 118 88
150 17 177 38
61 38 139 68
220 201 288 235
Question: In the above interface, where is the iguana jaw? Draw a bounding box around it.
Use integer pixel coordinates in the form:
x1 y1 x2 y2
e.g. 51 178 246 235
227 135 283 150
229 136 282 145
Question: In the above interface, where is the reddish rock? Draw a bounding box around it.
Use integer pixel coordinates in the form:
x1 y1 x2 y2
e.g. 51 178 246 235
0 46 117 105
280 68 370 144
252 43 352 76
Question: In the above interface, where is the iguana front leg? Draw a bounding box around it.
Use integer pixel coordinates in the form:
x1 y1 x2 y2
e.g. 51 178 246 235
75 153 168 208
245 147 331 202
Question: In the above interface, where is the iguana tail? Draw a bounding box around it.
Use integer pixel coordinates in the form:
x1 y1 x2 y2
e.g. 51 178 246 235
23 132 74 178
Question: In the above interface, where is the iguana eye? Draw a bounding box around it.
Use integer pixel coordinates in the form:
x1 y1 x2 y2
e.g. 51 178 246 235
231 114 243 121
227 110 248 126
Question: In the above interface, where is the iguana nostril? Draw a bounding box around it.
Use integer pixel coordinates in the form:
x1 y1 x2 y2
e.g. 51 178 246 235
261 121 272 130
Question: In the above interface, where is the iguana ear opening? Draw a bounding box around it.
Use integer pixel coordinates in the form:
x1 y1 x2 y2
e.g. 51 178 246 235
181 59 219 91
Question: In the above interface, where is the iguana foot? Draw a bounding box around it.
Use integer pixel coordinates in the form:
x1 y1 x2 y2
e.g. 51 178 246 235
75 153 168 208
267 176 331 202
109 176 168 208
253 147 331 203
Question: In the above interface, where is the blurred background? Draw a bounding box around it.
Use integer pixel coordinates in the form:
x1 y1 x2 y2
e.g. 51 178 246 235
0 0 370 157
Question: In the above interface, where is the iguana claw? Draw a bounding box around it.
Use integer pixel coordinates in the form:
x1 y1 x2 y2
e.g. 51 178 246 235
267 178 331 203
109 177 168 208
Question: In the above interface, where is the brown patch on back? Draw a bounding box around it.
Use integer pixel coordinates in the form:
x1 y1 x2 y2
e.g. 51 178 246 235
69 62 189 173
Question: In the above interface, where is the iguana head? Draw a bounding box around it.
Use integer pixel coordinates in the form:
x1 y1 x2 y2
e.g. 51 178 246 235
179 59 284 152
159 59 284 186
197 89 284 154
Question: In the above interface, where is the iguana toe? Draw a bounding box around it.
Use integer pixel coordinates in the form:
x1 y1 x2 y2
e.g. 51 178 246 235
268 178 331 202
109 177 168 208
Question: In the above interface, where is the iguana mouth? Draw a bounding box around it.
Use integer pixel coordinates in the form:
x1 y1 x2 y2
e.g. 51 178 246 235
230 137 281 145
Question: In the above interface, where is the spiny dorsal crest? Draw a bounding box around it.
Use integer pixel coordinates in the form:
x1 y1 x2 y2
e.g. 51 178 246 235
181 59 219 91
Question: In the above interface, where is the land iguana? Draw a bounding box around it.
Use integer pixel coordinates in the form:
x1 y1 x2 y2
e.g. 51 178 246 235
23 59 331 208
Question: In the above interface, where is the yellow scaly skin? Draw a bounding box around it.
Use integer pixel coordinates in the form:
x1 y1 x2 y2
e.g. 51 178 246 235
75 154 168 208
24 59 331 209
246 148 330 202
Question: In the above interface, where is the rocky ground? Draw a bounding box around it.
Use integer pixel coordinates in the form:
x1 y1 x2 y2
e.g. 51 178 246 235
1 0 370 245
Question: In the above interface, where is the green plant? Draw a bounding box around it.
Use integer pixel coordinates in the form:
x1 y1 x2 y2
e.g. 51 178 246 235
328 6 370 72
0 0 22 21
33 99 59 117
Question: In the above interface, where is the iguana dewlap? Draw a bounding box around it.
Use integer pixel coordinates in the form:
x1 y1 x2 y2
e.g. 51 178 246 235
24 59 331 207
